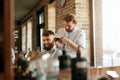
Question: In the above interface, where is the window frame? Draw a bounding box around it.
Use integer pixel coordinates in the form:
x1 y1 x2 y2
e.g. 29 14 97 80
36 6 45 51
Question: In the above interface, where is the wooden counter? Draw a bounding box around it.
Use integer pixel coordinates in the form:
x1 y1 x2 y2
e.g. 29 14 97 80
58 66 120 80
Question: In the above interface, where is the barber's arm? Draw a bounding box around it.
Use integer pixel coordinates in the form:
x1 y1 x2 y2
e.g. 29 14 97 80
59 37 83 51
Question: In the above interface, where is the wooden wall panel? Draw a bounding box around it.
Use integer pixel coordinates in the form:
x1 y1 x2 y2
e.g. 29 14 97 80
3 0 14 79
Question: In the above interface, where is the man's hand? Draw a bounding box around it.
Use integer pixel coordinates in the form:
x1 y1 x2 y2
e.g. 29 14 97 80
59 37 68 44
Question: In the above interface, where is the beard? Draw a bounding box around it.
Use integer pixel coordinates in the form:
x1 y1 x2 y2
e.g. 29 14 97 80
65 27 74 32
44 42 54 51
65 28 72 32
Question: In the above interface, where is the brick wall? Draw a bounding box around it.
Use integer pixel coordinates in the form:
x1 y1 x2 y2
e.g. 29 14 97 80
56 0 75 30
48 1 56 32
75 0 91 65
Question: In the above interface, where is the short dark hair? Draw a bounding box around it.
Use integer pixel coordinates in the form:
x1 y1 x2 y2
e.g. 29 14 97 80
63 13 77 24
42 30 54 36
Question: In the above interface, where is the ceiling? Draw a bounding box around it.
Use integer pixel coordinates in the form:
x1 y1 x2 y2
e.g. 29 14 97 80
14 0 41 21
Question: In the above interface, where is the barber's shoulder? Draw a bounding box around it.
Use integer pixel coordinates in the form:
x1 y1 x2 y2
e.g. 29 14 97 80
56 28 66 35
77 27 85 32
57 28 65 31
75 27 82 32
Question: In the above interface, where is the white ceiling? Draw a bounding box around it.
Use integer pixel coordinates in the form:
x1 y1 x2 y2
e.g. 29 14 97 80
14 0 41 21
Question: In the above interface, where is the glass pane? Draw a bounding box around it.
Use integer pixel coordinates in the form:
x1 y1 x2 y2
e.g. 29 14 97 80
22 26 26 52
39 12 44 24
27 21 32 53
102 0 120 67
40 28 44 51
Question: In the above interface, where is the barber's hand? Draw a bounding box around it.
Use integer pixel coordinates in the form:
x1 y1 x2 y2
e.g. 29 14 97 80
59 37 68 44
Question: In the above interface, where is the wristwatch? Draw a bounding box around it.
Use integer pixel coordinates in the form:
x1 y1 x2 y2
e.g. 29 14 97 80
60 0 66 8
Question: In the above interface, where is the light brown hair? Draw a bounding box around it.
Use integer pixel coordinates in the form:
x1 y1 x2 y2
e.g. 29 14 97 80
63 13 77 24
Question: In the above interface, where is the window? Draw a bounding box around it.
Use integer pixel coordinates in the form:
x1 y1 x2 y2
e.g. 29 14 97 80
39 12 44 51
102 0 120 67
36 7 45 51
22 25 27 53
27 21 32 53
21 18 33 55
92 0 120 67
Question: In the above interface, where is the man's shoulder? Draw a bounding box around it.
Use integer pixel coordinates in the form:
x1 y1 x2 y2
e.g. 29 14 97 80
57 28 65 31
56 48 62 55
75 27 85 33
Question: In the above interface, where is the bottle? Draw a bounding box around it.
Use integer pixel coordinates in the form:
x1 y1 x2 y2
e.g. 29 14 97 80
43 50 59 80
45 56 59 80
58 44 71 70
71 46 87 80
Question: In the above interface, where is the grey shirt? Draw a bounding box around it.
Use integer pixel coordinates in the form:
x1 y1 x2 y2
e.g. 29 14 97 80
56 27 86 57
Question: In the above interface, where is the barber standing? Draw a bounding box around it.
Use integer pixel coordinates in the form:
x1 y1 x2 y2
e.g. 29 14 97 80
56 13 86 58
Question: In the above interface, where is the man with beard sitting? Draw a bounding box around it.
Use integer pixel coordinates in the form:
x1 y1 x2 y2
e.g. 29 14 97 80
27 30 62 80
